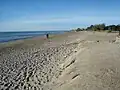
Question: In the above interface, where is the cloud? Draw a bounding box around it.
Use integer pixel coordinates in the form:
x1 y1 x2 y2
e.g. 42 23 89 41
0 15 120 31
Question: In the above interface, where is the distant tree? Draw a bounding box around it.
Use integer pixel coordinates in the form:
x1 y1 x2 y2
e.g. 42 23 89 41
92 24 98 31
116 24 120 30
76 28 82 31
72 23 120 34
116 24 120 36
71 29 76 31
109 25 116 31
82 28 85 31
86 25 94 31
89 24 106 31
105 26 108 30
99 23 105 30
92 24 100 31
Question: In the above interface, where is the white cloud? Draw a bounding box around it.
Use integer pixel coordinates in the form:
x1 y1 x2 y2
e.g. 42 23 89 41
0 15 120 31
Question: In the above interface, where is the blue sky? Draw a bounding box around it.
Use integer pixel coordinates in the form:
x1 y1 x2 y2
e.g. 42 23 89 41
0 0 120 31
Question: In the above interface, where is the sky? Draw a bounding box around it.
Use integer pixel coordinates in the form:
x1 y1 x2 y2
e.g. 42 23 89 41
0 0 120 31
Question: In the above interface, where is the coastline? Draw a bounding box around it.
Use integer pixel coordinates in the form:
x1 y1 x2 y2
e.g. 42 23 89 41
0 31 66 43
0 31 68 49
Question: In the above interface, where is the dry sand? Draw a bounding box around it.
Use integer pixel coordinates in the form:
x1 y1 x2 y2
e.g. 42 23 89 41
0 31 120 90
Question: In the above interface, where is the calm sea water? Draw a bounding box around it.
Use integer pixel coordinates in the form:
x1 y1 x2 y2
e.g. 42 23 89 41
0 31 65 43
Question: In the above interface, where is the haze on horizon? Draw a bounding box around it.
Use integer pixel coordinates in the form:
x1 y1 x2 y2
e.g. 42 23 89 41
0 0 120 31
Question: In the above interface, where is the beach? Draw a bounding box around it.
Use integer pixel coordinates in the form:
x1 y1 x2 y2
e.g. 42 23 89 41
0 31 120 90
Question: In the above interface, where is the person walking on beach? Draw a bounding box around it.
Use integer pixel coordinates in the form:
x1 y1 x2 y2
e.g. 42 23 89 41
46 34 49 39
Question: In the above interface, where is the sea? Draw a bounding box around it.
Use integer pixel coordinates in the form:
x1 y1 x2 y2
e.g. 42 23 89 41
0 31 66 43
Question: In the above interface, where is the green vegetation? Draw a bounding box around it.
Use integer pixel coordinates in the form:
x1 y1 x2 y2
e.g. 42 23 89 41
73 23 120 34
106 30 112 33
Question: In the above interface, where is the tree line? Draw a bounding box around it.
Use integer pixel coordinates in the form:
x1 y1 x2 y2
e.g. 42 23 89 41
74 24 120 33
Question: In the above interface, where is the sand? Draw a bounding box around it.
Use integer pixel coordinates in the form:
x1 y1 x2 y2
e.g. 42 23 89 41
0 31 120 90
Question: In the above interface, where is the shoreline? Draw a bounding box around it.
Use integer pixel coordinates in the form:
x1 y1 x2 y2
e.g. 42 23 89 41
0 31 66 43
0 31 68 49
